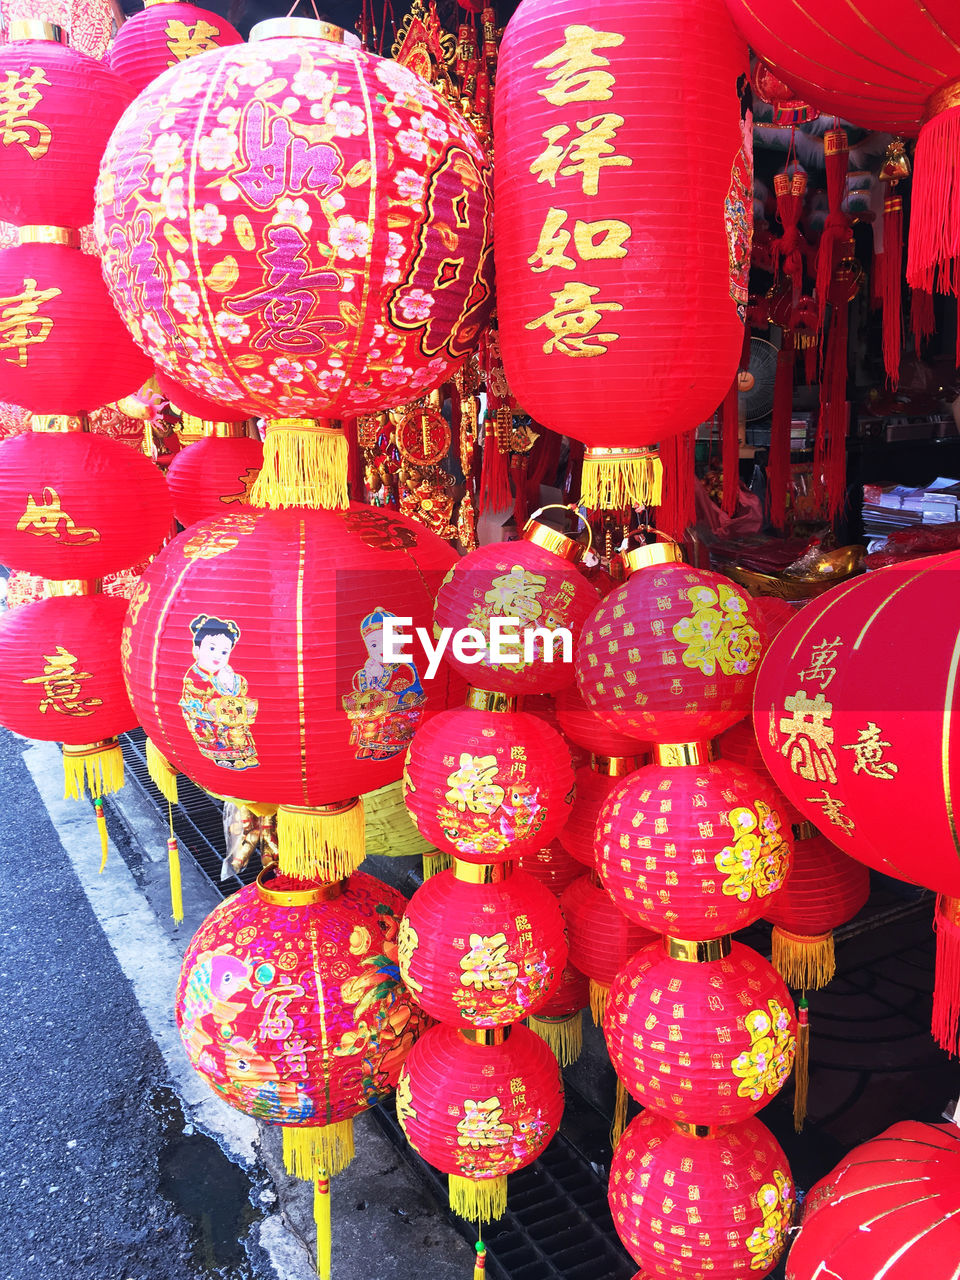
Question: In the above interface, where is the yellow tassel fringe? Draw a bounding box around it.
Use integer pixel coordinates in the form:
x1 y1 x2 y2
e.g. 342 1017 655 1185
63 739 125 801
251 419 348 510
167 836 184 924
589 979 609 1027
793 1000 810 1132
146 737 179 805
611 1076 629 1151
314 1170 332 1280
772 927 836 990
448 1174 507 1225
93 797 109 872
282 1120 355 1181
422 850 453 879
277 801 365 880
473 1242 487 1279
579 448 663 511
527 1012 583 1067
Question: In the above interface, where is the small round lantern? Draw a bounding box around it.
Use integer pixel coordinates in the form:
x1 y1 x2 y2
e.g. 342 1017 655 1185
397 861 567 1026
165 433 264 527
555 682 650 759
560 756 642 868
108 1 243 95
609 1111 795 1279
560 873 657 1022
604 937 796 1126
526 960 590 1067
520 838 584 897
396 1021 564 1223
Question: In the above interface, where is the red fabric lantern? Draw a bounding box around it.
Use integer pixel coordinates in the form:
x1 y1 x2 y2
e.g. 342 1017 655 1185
526 960 589 1066
0 25 134 229
155 368 250 425
0 431 172 577
575 546 765 743
609 1111 795 1279
108 1 243 95
596 755 792 941
0 242 152 412
397 863 567 1026
493 0 749 509
786 1121 960 1280
755 595 799 644
395 1022 564 1222
165 434 264 528
560 873 656 1021
604 938 797 1125
432 516 599 695
402 700 575 864
123 503 457 878
520 837 584 896
555 682 649 758
559 757 641 868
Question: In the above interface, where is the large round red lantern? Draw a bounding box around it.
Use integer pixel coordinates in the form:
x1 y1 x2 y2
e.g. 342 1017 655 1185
396 1022 564 1222
165 433 264 528
520 837 584 897
0 430 173 577
575 544 765 743
555 682 649 759
402 698 575 863
560 873 657 1021
494 0 749 509
559 756 640 868
0 241 152 412
0 22 135 229
108 1 243 95
604 937 796 1126
155 367 250 426
122 503 457 878
609 1111 795 1279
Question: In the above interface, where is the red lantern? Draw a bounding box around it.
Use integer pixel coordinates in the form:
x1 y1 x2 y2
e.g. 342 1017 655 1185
596 752 792 941
165 434 264 528
526 961 589 1067
786 1121 960 1280
555 682 649 759
755 595 799 643
432 512 599 694
123 504 457 878
108 1 243 95
559 756 640 868
609 1111 795 1279
396 1022 564 1222
520 837 584 897
575 544 765 743
493 0 749 509
155 367 250 426
604 937 796 1126
402 698 575 864
0 241 152 412
0 22 134 229
397 862 567 1026
560 873 656 1021
0 430 172 577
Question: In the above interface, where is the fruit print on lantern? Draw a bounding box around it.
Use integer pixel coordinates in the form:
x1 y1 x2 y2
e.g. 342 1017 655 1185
179 614 259 771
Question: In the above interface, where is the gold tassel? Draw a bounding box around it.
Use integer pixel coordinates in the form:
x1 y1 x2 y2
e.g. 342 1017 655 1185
448 1174 507 1225
251 418 348 510
63 739 125 800
314 1170 332 1280
793 997 810 1132
527 1012 583 1067
579 447 663 511
772 926 836 990
473 1240 487 1279
422 850 453 879
588 979 609 1026
611 1076 629 1151
93 797 109 873
282 1120 355 1181
277 800 365 881
146 737 179 805
167 838 184 924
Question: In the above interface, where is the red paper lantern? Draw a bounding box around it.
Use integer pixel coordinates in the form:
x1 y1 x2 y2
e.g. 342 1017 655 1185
786 1121 960 1280
604 937 797 1125
402 700 575 863
520 837 584 897
396 1022 564 1222
0 22 134 229
575 546 765 743
555 682 649 758
494 0 749 509
397 863 567 1026
155 368 251 425
108 1 243 95
596 754 792 941
560 873 657 1020
0 241 152 412
165 434 264 528
755 595 799 644
0 430 173 577
96 18 494 421
432 514 599 694
559 757 640 868
609 1111 795 1279
123 503 457 878
526 960 589 1066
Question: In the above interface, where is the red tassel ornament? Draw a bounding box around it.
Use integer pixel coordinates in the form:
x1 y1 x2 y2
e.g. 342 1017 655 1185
877 196 904 388
815 130 851 331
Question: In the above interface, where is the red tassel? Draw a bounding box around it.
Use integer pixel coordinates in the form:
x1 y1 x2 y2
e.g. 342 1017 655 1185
814 300 849 519
773 171 807 301
906 101 960 297
816 130 850 331
877 195 904 388
767 334 795 532
342 416 364 500
479 410 512 514
657 429 696 542
933 895 960 1058
721 378 740 517
911 286 936 351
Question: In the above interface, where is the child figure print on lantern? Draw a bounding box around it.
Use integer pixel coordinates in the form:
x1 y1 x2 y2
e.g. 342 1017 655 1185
179 614 259 770
341 607 426 761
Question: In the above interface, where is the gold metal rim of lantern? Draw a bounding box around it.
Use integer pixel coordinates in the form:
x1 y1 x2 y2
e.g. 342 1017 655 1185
459 1026 511 1046
29 414 88 433
45 579 101 596
6 19 64 41
452 859 514 884
621 541 683 575
250 16 360 46
653 741 716 768
465 688 518 714
522 504 592 564
591 754 643 778
673 1120 714 1138
665 935 731 963
792 820 818 841
256 868 347 906
19 227 80 249
62 739 118 758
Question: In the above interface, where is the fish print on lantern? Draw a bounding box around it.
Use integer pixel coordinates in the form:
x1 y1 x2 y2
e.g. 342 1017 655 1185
341 607 426 761
179 614 259 770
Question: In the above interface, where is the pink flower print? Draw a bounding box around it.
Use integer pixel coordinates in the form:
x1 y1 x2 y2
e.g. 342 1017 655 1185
329 215 370 261
418 112 448 143
397 128 429 161
397 288 434 322
198 128 239 172
246 374 272 395
170 281 200 317
192 203 227 245
268 358 305 383
214 311 250 344
395 168 426 205
325 101 366 138
150 132 182 175
273 197 312 233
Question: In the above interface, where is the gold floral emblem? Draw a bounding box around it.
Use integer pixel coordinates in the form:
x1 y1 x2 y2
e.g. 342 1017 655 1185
731 1000 796 1102
715 801 788 901
746 1169 794 1269
672 584 761 676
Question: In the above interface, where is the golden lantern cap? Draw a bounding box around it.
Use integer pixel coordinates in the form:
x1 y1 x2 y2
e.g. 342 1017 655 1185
6 19 64 42
465 688 518 714
452 859 514 884
19 226 80 248
591 753 642 777
522 504 591 563
256 869 346 906
459 1026 511 1046
673 1120 714 1138
621 527 683 576
653 741 716 768
665 935 731 963
250 17 361 47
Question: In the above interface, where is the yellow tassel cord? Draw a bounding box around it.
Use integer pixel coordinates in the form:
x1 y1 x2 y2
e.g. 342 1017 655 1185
793 997 810 1133
314 1170 332 1280
589 979 609 1027
146 737 179 805
282 1120 356 1181
448 1174 507 1225
167 801 184 925
63 739 125 801
772 926 836 990
251 419 348 511
93 797 109 873
422 850 453 879
579 448 663 512
473 1240 487 1279
527 1012 583 1067
611 1077 629 1151
277 800 366 881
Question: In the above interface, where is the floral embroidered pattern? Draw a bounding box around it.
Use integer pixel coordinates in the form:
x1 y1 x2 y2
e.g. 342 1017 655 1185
672 584 761 676
731 1001 796 1103
746 1169 794 1270
715 801 788 901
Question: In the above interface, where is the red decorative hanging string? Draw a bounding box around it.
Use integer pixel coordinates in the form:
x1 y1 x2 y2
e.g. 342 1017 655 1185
656 429 696 542
772 140 806 303
815 235 860 519
767 333 796 532
721 325 751 518
816 128 851 332
876 139 911 389
479 321 513 514
911 287 936 352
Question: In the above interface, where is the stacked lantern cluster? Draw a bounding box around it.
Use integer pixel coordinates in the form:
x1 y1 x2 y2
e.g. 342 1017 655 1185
573 538 799 1278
